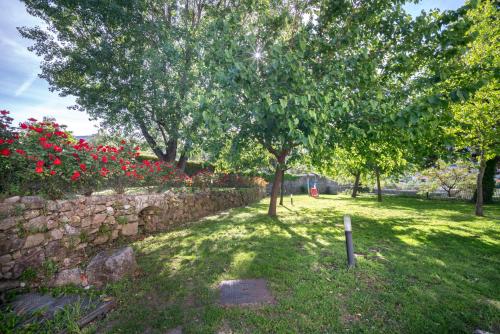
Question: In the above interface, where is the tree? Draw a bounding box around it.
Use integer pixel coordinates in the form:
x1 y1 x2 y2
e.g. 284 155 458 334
417 0 499 215
206 2 332 216
421 160 476 197
20 0 218 165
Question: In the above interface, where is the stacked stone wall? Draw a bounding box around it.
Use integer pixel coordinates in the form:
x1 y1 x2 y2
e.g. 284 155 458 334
0 188 265 279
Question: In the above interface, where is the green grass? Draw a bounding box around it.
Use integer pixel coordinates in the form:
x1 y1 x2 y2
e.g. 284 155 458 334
95 195 500 333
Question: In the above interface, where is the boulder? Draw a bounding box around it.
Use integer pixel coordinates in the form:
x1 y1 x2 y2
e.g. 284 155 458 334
51 268 86 287
86 246 136 287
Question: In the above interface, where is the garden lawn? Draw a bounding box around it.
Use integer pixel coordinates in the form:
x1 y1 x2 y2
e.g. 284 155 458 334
99 195 500 333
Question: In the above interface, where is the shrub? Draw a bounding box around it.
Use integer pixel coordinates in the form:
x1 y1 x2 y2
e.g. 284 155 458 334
0 112 189 198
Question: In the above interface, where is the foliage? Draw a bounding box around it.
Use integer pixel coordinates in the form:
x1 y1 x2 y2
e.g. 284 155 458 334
419 160 476 197
20 0 220 163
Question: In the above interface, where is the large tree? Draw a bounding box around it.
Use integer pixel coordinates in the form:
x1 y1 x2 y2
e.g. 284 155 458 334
419 0 499 215
20 0 219 166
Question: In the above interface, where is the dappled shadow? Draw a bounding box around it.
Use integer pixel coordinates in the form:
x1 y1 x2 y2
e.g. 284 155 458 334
98 196 500 333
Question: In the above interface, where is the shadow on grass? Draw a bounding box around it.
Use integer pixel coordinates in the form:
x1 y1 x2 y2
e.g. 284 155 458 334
99 196 500 334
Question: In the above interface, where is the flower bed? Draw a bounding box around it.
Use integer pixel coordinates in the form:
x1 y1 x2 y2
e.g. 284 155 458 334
0 111 266 199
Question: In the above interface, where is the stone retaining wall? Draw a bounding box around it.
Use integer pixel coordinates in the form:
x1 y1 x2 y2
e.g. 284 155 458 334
0 188 265 280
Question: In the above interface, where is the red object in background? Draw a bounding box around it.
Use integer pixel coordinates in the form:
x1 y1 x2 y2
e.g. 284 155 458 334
310 186 319 198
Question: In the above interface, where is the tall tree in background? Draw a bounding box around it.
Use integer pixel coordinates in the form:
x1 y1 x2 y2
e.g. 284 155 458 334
430 0 500 216
19 0 218 166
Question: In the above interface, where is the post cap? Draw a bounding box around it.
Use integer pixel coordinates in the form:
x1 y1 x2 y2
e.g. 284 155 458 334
343 215 352 231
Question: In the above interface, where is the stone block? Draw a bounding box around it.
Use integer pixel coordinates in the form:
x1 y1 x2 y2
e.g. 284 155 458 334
24 210 41 220
21 196 44 209
23 233 45 248
93 235 109 245
93 214 107 226
86 246 136 287
121 223 138 236
49 228 64 240
0 217 19 231
51 268 84 286
25 216 47 231
4 196 21 204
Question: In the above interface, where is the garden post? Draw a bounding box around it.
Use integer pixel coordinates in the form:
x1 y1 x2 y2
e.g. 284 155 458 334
344 215 356 268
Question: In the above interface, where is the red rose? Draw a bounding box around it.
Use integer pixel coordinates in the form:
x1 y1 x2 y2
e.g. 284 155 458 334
15 149 26 155
34 128 43 133
20 123 28 129
121 165 127 171
1 148 11 156
50 170 56 175
101 156 108 163
35 166 43 173
53 158 62 165
36 160 44 167
80 163 87 171
54 146 63 153
71 171 81 181
91 154 98 160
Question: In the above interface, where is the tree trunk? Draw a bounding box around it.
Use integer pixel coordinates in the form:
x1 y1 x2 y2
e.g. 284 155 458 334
279 169 285 205
375 168 382 202
352 171 361 198
475 157 486 216
165 138 177 162
137 119 167 161
177 152 188 171
269 164 283 216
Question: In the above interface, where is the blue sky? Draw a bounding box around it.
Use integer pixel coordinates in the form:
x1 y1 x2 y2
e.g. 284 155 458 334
1 0 465 135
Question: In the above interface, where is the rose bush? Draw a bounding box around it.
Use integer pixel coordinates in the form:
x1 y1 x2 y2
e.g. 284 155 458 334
0 111 266 199
0 112 187 198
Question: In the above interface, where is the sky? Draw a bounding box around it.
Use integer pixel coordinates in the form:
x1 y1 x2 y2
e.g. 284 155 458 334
1 0 465 136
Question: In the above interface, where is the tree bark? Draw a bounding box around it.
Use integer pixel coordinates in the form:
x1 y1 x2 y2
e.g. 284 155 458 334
137 119 167 161
177 152 188 171
375 168 382 202
165 138 178 162
352 171 361 198
269 164 283 216
475 156 486 216
279 169 285 206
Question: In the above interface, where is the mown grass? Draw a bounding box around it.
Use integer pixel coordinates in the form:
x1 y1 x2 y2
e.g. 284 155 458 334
96 194 499 334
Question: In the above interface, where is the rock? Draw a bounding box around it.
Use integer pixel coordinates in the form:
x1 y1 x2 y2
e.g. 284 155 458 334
81 217 92 228
121 223 138 236
64 224 79 235
4 196 21 204
49 228 64 240
0 254 12 264
92 214 107 226
106 207 114 215
25 216 47 231
21 196 44 209
93 235 109 245
93 205 107 213
51 268 84 286
23 233 45 248
47 220 58 230
70 216 81 225
86 246 136 287
0 217 19 231
24 210 41 220
58 201 74 212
